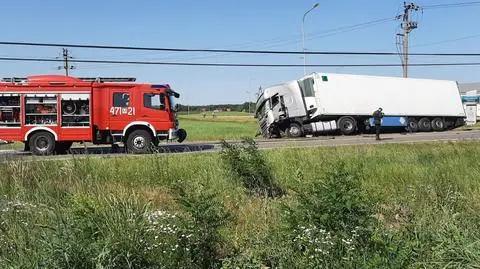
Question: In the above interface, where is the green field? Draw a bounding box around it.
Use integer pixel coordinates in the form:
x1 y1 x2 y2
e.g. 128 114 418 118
1 141 480 268
179 112 259 141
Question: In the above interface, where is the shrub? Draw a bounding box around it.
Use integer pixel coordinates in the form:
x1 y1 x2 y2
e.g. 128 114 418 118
220 138 285 198
283 161 377 268
173 181 234 269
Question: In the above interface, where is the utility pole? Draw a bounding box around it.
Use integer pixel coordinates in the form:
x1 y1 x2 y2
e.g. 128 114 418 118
58 48 75 76
398 2 421 78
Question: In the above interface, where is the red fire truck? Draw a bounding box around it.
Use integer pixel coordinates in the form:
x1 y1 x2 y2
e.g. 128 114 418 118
0 75 187 155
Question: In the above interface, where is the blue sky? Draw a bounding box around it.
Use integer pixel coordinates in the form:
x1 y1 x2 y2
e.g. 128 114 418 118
0 0 479 105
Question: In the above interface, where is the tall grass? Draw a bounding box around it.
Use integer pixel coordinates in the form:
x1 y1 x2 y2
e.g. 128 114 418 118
0 141 480 268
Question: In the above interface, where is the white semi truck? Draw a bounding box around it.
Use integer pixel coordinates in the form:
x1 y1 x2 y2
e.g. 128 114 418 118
255 73 466 138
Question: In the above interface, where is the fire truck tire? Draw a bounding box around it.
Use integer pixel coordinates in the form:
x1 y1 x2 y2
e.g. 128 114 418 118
126 129 152 154
177 128 187 143
29 131 55 156
55 141 73 154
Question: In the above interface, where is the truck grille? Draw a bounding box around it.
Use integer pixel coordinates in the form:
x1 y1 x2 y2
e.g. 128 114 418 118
258 117 269 138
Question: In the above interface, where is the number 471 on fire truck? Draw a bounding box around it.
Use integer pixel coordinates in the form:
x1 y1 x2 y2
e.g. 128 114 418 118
0 75 187 155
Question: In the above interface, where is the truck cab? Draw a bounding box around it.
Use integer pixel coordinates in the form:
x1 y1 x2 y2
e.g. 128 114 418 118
92 81 186 152
255 80 307 138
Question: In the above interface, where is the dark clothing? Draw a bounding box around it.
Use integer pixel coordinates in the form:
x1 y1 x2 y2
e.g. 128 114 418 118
375 124 381 140
373 109 384 140
372 110 384 125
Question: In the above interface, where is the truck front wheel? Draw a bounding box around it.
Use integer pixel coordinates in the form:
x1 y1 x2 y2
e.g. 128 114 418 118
126 130 152 154
338 117 357 135
287 123 303 138
29 131 55 156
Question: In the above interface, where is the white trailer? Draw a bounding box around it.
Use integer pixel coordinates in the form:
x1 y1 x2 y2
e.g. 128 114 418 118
255 73 466 138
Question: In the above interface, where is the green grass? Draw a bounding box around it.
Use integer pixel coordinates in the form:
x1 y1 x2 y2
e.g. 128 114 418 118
179 118 258 141
179 111 252 117
1 141 480 267
178 111 258 141
0 142 23 150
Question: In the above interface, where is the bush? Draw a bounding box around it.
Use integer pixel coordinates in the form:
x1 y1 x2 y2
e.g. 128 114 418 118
220 138 285 198
173 181 234 269
283 161 377 268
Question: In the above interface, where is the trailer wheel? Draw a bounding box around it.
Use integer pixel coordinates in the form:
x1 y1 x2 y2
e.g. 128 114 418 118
418 117 432 132
431 118 445 131
287 123 303 138
407 118 419 132
29 131 55 156
338 117 357 135
126 129 152 154
55 141 73 154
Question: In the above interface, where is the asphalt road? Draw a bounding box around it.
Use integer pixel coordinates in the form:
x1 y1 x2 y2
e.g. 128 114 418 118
1 129 479 162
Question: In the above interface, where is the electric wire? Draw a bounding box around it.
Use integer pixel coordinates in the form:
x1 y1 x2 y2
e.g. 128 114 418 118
0 56 479 67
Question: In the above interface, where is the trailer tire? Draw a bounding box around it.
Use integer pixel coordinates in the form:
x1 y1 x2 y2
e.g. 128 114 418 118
55 141 73 154
338 117 357 135
418 117 432 132
287 123 303 138
407 118 419 132
126 129 152 154
29 131 55 156
431 118 445 131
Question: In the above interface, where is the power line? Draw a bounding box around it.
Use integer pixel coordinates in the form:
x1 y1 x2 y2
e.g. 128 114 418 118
423 1 480 9
124 16 398 63
0 56 479 67
412 34 480 48
1 41 480 56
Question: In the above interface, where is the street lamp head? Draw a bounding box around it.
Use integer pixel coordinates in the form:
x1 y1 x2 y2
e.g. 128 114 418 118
313 3 319 8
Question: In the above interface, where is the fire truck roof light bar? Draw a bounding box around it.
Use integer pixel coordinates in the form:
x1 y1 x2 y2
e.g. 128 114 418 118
79 77 136 82
2 77 27 83
2 77 136 83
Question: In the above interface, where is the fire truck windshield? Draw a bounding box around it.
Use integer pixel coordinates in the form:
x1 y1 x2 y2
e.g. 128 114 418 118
168 94 176 111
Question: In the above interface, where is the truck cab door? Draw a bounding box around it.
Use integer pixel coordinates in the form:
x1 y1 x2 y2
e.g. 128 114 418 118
109 90 136 131
299 77 318 117
140 92 170 134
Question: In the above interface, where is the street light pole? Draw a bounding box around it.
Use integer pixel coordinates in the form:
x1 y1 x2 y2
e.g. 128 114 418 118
302 3 319 76
246 90 251 115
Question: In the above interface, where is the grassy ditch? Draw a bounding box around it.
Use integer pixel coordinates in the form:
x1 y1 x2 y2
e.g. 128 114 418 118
0 141 480 268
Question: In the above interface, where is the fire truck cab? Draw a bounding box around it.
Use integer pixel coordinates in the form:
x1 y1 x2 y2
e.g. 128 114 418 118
0 75 187 155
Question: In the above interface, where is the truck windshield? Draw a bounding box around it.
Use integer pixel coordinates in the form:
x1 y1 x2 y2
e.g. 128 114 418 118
168 94 176 111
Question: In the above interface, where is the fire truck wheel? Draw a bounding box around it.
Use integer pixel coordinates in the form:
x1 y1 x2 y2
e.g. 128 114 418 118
55 141 73 154
126 129 152 154
29 131 55 156
177 128 187 143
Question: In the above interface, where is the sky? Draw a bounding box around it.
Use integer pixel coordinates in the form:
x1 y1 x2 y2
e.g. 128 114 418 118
0 0 479 105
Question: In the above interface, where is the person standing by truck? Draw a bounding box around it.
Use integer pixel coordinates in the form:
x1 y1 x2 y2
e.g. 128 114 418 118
373 108 384 140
